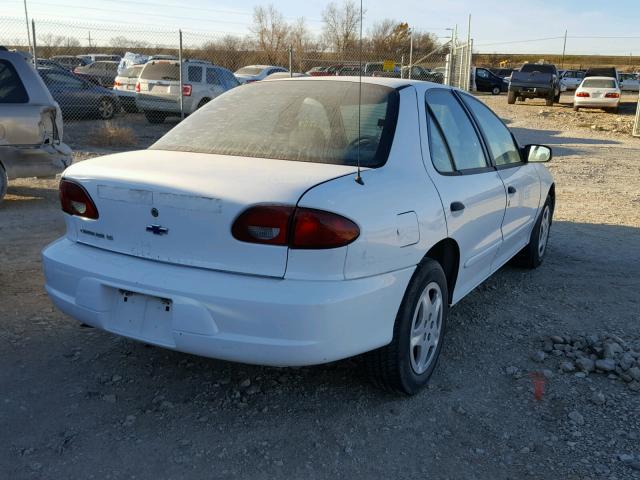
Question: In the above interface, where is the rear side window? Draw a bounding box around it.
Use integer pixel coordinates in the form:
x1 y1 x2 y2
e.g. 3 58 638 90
206 68 222 86
425 89 487 172
520 64 555 74
188 66 202 83
141 63 179 81
0 60 29 103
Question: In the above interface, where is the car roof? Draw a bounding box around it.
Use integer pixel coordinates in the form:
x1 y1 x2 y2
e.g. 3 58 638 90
581 76 618 81
265 75 445 90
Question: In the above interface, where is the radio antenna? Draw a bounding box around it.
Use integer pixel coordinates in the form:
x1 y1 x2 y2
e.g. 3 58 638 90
354 0 364 185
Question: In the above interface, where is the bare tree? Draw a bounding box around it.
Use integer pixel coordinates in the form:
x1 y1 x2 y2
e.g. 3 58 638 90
110 36 151 50
250 5 289 65
288 17 315 71
321 0 361 54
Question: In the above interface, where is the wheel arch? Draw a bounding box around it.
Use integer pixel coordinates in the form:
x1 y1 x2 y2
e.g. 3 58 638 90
423 238 460 305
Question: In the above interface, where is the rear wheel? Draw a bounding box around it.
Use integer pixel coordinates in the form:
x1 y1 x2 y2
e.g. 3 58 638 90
608 106 619 114
554 91 561 103
98 98 115 120
365 258 448 395
545 95 554 107
0 163 7 203
573 105 579 112
491 86 501 95
144 110 167 124
513 195 553 269
507 90 516 104
197 97 211 109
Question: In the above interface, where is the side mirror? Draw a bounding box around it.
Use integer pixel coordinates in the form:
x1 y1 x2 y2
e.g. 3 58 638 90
524 144 552 163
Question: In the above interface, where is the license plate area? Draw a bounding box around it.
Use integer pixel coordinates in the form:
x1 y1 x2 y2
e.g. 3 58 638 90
109 289 175 347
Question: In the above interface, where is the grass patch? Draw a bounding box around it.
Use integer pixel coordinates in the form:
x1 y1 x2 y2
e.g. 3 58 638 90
86 123 138 148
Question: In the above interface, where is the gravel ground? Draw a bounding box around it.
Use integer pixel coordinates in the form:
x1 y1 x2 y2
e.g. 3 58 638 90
1 92 639 479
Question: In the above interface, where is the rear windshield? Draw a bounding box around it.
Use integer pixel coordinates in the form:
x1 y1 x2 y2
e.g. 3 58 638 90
520 64 555 74
151 80 399 168
141 62 179 80
582 79 617 88
235 66 263 75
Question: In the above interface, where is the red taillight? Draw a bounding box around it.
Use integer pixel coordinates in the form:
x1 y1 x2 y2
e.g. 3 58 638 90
135 82 140 92
232 205 359 249
576 91 590 97
605 92 620 98
113 80 121 87
59 179 99 219
182 84 192 96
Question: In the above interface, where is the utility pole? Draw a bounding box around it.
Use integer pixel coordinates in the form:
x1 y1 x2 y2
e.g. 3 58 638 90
23 0 33 58
561 30 567 69
87 31 93 49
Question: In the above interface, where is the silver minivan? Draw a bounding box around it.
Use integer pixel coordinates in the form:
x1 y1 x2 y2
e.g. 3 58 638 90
0 48 72 202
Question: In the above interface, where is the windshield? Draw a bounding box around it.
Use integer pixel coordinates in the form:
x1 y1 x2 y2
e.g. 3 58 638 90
141 63 179 80
235 66 263 75
151 80 399 168
582 79 617 88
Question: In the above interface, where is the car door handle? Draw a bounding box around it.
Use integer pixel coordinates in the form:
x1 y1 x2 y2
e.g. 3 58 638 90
507 186 517 195
450 201 465 212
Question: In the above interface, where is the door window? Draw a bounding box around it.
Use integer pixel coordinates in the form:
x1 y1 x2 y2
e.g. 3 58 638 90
188 66 203 83
0 60 29 103
460 93 522 167
425 89 487 172
43 72 85 89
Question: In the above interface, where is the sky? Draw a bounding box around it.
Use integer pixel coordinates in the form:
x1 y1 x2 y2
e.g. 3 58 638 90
3 0 640 55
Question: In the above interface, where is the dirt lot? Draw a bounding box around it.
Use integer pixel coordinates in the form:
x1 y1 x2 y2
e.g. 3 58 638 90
1 93 639 479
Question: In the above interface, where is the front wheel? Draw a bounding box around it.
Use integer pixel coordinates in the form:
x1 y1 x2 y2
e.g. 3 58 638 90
513 195 553 268
491 86 501 95
545 96 554 107
365 259 449 395
144 110 167 124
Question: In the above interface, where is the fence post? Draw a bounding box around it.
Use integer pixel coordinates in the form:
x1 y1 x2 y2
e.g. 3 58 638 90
444 53 451 86
408 33 413 79
31 19 37 68
400 55 404 79
178 29 184 120
289 45 293 76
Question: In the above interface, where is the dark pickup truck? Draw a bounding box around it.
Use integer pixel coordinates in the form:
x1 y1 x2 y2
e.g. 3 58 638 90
508 63 561 106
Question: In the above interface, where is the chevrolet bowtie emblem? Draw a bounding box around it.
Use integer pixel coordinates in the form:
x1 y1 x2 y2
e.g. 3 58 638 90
146 224 169 235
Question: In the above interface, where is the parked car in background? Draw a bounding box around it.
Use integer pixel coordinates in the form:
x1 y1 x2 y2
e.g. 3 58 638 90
148 54 177 61
234 65 287 84
74 61 119 88
473 67 508 94
508 63 561 106
307 65 342 76
619 73 639 92
51 55 90 71
573 76 621 113
0 48 72 202
560 70 585 91
137 60 239 123
113 64 144 113
43 77 555 395
265 72 308 79
36 58 67 71
402 65 444 83
39 67 119 120
77 54 122 64
337 65 363 76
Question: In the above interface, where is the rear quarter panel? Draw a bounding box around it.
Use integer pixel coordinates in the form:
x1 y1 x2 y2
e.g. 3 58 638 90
294 86 447 280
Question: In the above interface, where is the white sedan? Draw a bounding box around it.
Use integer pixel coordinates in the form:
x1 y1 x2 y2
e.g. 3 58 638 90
42 78 555 395
573 76 621 113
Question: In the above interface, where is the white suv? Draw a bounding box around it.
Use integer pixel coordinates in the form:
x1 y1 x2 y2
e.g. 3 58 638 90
136 60 239 123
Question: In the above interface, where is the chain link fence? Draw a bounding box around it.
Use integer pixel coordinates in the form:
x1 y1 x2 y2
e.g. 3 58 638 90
1 16 473 150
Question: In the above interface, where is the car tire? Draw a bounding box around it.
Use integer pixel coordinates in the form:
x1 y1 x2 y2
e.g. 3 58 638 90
545 96 554 107
365 258 449 395
513 195 554 269
554 91 561 103
491 86 500 95
144 110 167 124
609 106 619 114
197 98 211 109
98 98 116 120
507 91 516 104
573 105 579 112
0 163 7 203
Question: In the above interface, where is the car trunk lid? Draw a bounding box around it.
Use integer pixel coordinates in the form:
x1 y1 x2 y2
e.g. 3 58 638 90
62 150 356 278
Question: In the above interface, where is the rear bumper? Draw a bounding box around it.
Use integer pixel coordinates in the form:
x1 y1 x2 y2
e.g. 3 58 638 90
136 94 192 114
42 238 413 366
574 97 619 108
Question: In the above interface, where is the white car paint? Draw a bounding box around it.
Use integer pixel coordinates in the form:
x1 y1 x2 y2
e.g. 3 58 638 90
560 70 585 91
42 77 554 367
619 73 640 92
574 76 621 111
234 65 287 84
